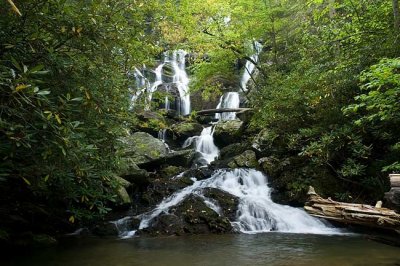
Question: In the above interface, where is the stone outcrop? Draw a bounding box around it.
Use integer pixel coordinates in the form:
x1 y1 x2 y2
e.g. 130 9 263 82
227 150 259 169
213 120 243 147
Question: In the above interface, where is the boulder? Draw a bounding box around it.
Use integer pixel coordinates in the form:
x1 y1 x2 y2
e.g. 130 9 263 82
119 132 168 166
219 143 249 160
213 120 243 147
170 122 203 144
139 214 185 236
121 163 150 187
140 149 196 169
159 165 185 179
203 188 239 220
227 150 259 169
114 176 131 188
252 128 279 154
258 156 280 177
117 187 131 204
385 188 400 212
92 222 119 237
182 166 216 181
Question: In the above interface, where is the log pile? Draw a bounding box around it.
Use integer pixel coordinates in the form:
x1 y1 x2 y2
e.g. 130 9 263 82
304 186 400 230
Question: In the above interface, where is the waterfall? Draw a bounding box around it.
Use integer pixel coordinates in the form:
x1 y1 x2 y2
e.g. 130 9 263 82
166 50 191 115
215 92 240 121
240 41 263 92
131 50 191 115
147 63 164 106
138 169 341 235
182 126 219 165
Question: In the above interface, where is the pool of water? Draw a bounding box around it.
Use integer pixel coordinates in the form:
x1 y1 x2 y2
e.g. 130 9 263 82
5 233 400 266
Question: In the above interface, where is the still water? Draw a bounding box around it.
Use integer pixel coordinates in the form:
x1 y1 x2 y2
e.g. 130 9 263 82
5 233 400 266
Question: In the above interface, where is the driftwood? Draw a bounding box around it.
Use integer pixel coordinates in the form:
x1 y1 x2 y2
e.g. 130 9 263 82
304 186 400 230
196 108 252 116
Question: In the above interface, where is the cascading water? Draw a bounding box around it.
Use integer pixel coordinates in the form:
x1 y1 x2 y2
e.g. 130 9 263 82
131 50 191 115
215 92 240 121
147 63 164 106
182 126 219 165
240 41 263 92
138 168 341 235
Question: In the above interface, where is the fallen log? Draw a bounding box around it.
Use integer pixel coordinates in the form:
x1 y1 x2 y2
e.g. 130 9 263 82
196 108 252 116
304 186 400 230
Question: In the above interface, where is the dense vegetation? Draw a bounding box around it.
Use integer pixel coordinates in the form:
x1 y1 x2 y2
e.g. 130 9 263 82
0 0 399 245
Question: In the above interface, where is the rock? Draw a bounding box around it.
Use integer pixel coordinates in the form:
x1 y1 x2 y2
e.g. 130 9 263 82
227 150 259 169
203 188 239 220
140 176 195 207
31 234 58 247
164 149 195 167
214 120 243 147
385 188 400 212
182 166 216 181
252 128 279 154
159 166 185 179
173 195 232 234
219 143 249 160
92 222 119 236
119 132 168 166
117 187 131 204
114 175 131 188
258 156 280 177
170 122 203 144
120 163 150 185
140 214 185 236
236 109 254 125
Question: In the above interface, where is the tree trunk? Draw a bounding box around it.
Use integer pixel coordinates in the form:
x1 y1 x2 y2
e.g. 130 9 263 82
394 0 400 32
304 186 400 231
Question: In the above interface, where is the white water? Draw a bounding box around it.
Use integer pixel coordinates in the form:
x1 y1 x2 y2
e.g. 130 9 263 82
240 41 263 92
147 63 164 107
182 126 219 165
166 50 191 115
111 216 137 239
215 92 240 121
131 50 191 115
138 169 341 235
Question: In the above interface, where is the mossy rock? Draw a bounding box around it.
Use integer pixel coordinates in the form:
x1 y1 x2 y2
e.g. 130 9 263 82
170 122 203 143
119 132 168 166
159 165 185 178
214 120 243 147
227 150 259 169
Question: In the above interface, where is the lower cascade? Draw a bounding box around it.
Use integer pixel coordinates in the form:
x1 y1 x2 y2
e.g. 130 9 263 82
134 169 340 236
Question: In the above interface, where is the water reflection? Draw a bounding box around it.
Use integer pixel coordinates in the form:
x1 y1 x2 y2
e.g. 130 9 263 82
5 233 400 266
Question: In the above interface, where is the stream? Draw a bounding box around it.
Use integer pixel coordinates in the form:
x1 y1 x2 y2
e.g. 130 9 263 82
5 233 400 266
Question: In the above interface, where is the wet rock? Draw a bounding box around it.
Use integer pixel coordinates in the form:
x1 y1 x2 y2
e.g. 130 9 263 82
170 122 203 144
92 222 119 236
140 176 195 207
119 132 168 166
385 188 400 212
183 166 216 181
31 234 58 247
203 188 239 220
140 214 185 236
173 195 232 234
214 120 243 147
227 150 259 169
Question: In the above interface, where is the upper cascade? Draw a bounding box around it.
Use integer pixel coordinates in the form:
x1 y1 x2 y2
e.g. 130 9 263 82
130 50 191 115
215 92 240 121
240 41 263 92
